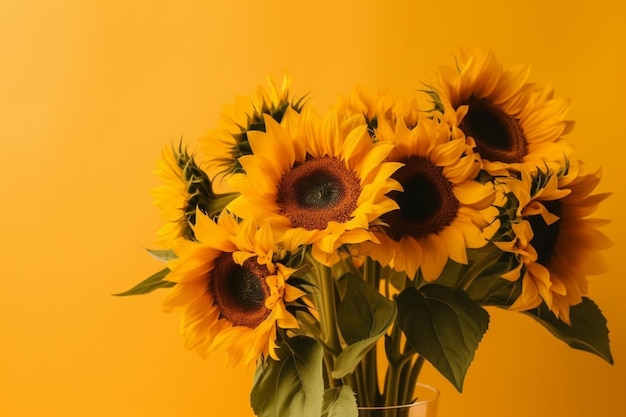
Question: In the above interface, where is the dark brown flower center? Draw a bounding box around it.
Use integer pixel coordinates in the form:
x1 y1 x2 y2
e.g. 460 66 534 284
277 156 361 230
459 97 527 164
383 156 459 241
527 200 562 266
209 254 271 329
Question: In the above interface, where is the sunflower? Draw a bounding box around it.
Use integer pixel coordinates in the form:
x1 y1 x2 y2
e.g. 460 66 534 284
432 48 573 174
151 144 238 246
362 113 496 281
227 107 402 266
161 210 305 364
335 86 422 138
494 163 611 323
152 145 192 245
197 73 307 192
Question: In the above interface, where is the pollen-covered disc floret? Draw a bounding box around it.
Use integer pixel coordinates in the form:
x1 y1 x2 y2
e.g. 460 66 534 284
227 107 402 266
277 156 362 231
161 210 305 364
493 163 611 323
432 48 574 174
362 113 495 281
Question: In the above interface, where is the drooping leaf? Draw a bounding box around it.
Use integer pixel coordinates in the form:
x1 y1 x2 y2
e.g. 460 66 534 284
321 386 358 417
145 248 177 262
250 336 324 417
396 285 490 392
333 273 397 378
523 298 613 364
112 268 175 296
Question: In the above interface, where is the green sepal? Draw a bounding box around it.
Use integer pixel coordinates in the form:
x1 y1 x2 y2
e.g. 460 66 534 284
321 386 358 417
333 272 397 379
145 248 177 263
417 86 445 113
523 297 613 364
171 143 238 239
112 268 175 296
228 94 308 175
396 285 490 392
251 336 324 417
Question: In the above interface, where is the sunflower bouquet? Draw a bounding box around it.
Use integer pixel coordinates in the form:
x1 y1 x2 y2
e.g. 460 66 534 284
117 49 613 417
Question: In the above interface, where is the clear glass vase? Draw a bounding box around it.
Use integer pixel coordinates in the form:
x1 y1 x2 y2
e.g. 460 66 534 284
357 383 439 417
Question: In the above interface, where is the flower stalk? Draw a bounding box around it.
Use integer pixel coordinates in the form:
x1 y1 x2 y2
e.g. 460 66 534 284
314 257 342 387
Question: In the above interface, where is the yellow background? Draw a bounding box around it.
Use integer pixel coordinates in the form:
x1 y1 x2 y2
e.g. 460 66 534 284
1 1 624 416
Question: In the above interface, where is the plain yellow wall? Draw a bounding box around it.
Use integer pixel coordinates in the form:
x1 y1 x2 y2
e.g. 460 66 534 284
1 1 624 416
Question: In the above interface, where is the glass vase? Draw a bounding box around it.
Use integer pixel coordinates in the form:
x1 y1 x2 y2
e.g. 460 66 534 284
357 383 439 417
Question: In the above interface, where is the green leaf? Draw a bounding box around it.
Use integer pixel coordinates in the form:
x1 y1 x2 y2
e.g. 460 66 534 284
384 265 411 292
145 248 177 262
321 386 358 417
460 249 522 307
250 336 324 417
112 268 175 296
466 270 523 307
396 285 490 392
330 258 360 299
333 273 397 378
523 298 613 364
417 258 466 289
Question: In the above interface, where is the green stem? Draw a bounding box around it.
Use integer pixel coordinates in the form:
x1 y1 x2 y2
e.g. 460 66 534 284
406 356 425 402
353 363 365 406
395 347 417 405
322 351 337 388
382 323 404 409
354 356 370 406
364 257 381 290
362 257 382 406
343 372 359 398
397 357 412 406
384 362 402 412
366 345 380 405
314 257 342 387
